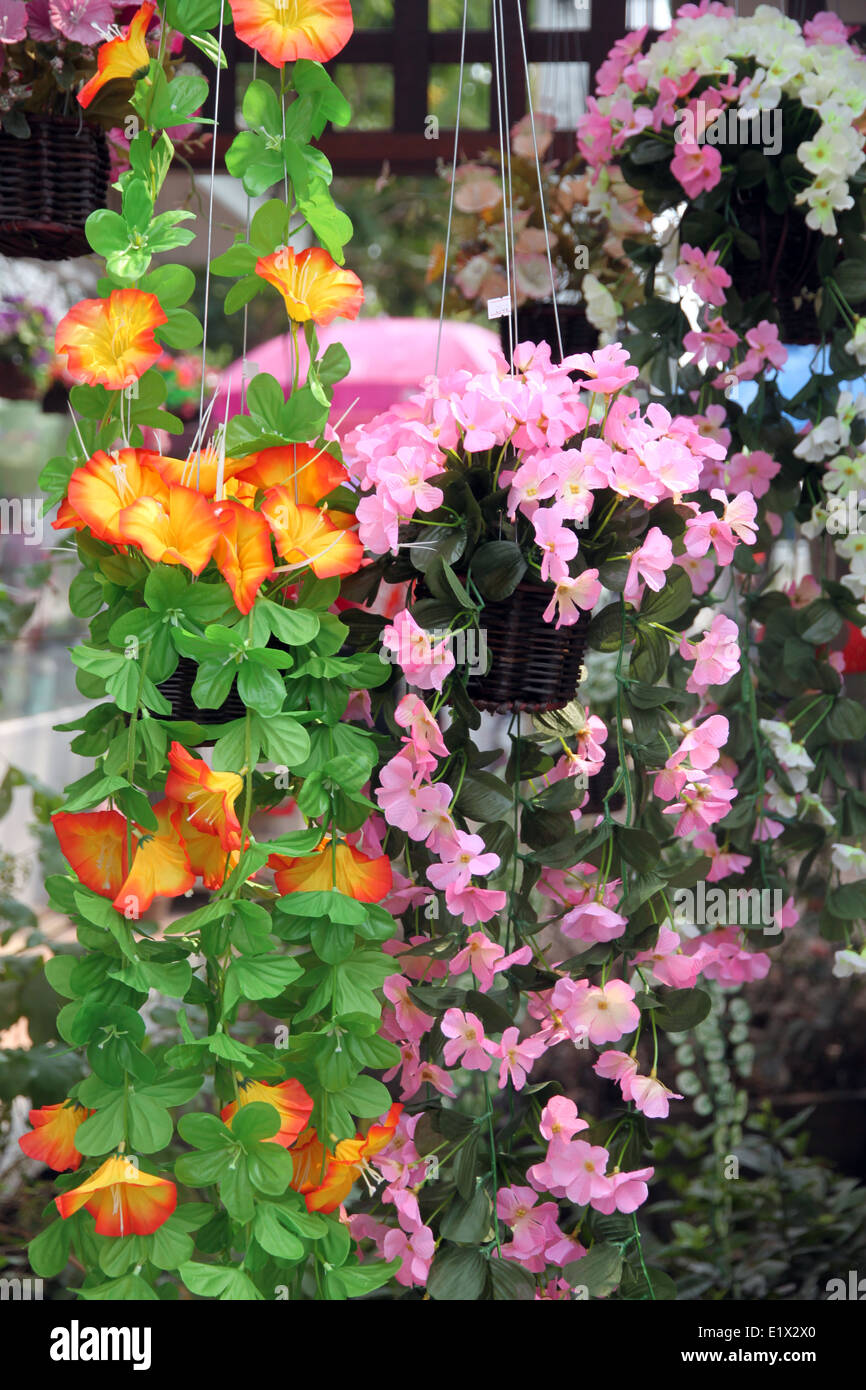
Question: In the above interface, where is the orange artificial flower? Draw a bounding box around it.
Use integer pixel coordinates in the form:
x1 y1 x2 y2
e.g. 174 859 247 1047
55 288 167 390
52 802 193 915
260 487 363 578
212 499 275 615
164 742 244 852
59 449 170 544
52 809 128 899
149 447 249 499
255 247 363 327
236 445 348 507
220 1077 314 1150
290 1104 403 1213
78 1 155 109
19 1101 93 1173
117 485 223 575
55 1154 177 1237
229 0 353 67
271 839 392 902
116 799 194 916
171 804 239 890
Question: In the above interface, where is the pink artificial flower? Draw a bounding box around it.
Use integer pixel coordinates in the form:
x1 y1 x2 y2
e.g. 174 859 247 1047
543 569 601 627
497 1185 559 1258
427 829 500 890
539 1096 588 1142
561 900 628 944
382 974 434 1043
664 771 737 835
452 390 507 452
533 504 579 583
671 139 722 198
680 615 741 696
449 932 532 991
634 925 713 989
670 714 729 772
745 319 787 371
444 881 508 927
623 526 675 604
683 315 739 370
497 1028 548 1090
726 449 780 499
441 1008 498 1071
400 1058 457 1100
553 1139 614 1207
375 750 425 833
591 1166 653 1215
567 344 639 394
0 1 28 41
383 1224 435 1286
594 1049 639 1098
377 445 444 514
569 979 640 1045
411 783 458 853
628 1073 683 1119
674 244 731 305
381 609 455 691
50 0 114 42
356 491 400 553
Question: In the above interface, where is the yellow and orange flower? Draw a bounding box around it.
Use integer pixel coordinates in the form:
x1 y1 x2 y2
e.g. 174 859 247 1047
55 288 166 390
19 1101 92 1173
229 0 353 67
117 486 223 575
78 1 155 109
52 802 194 914
290 1104 403 1213
149 447 249 499
236 445 348 507
56 1154 176 1237
270 838 392 902
164 742 244 853
220 1077 314 1150
171 804 239 890
212 498 275 615
58 449 170 544
260 487 363 578
117 799 195 915
255 247 363 327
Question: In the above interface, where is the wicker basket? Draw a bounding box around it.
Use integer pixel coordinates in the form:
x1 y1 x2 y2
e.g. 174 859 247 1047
0 116 111 260
466 581 590 713
730 191 822 345
158 656 247 727
500 302 599 362
0 361 40 400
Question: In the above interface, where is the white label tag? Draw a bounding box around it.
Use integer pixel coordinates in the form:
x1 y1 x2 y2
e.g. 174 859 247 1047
487 295 512 320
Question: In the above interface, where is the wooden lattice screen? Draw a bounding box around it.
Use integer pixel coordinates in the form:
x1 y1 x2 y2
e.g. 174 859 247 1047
187 0 633 174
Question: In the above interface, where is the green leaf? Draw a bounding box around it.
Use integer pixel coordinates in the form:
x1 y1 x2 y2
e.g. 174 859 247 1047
229 1101 281 1147
427 1245 488 1301
339 1073 392 1119
440 1187 491 1245
488 1258 536 1300
457 771 513 822
470 540 526 601
178 1261 263 1300
826 880 866 921
253 1203 306 1261
29 1220 71 1278
224 954 303 1011
565 1242 623 1298
653 987 712 1033
834 260 866 304
639 566 692 624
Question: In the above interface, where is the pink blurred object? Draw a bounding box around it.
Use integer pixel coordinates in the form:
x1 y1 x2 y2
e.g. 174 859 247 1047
215 317 501 438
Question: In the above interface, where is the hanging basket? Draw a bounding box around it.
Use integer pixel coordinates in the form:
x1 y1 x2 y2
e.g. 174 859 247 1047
0 361 41 401
500 301 599 361
466 581 590 713
0 117 111 261
729 190 822 345
157 656 247 727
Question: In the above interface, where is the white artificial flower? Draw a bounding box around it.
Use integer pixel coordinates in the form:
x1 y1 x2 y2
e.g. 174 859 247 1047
824 454 866 494
794 417 845 461
832 949 866 979
831 844 866 874
845 318 866 367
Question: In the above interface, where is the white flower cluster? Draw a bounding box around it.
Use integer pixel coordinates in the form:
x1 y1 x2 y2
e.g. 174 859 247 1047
628 5 866 234
798 390 866 603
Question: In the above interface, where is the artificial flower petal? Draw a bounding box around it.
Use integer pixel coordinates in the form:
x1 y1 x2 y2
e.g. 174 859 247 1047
255 246 363 326
55 288 166 390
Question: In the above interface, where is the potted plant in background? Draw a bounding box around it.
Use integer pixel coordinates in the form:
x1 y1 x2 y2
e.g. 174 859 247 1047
0 0 192 259
0 295 56 400
434 111 653 360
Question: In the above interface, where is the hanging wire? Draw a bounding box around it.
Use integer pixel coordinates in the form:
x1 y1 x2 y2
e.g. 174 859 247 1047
495 0 519 360
491 0 516 370
240 49 259 419
435 0 470 377
514 0 563 360
195 3 226 489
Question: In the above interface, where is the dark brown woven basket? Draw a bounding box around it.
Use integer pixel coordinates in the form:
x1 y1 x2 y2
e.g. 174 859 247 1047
0 361 40 400
466 581 590 713
500 302 599 362
0 116 111 260
729 191 822 345
158 656 247 727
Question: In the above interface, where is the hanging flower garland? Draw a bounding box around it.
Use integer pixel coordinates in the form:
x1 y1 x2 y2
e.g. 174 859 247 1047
573 3 866 979
23 0 422 1302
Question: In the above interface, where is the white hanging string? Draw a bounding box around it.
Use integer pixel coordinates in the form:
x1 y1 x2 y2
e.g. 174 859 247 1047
514 0 563 361
195 2 226 489
435 0 470 378
494 0 519 362
240 50 259 419
491 0 516 371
